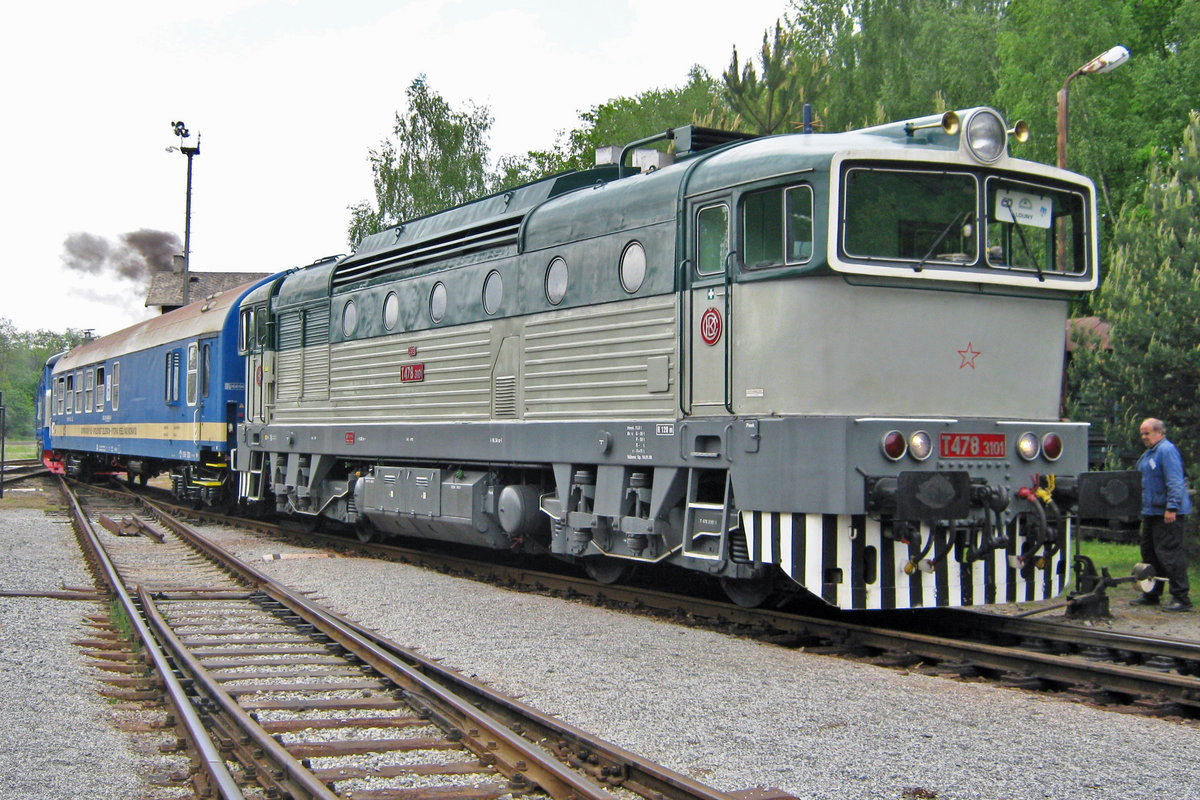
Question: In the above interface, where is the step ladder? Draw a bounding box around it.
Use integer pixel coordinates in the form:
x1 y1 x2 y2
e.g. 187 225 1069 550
682 469 733 561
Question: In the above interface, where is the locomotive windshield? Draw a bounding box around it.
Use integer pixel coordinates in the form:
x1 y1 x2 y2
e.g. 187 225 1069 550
841 164 1089 279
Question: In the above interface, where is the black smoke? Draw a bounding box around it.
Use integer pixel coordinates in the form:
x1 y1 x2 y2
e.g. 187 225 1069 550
61 229 182 281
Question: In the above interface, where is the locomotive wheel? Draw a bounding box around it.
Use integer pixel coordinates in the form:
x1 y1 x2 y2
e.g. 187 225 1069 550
355 519 377 543
720 575 775 608
583 556 636 585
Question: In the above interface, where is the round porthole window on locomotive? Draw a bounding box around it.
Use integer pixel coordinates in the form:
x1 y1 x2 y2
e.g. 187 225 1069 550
383 291 400 331
483 270 503 315
620 241 646 293
429 281 447 324
341 299 358 337
545 257 568 305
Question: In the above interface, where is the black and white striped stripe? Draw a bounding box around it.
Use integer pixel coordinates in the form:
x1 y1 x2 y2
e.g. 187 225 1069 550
740 511 1069 610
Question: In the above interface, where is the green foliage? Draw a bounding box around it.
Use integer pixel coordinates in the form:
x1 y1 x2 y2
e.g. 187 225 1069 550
0 319 87 438
786 0 1004 131
1070 113 1200 473
347 75 493 248
723 22 815 134
502 67 722 180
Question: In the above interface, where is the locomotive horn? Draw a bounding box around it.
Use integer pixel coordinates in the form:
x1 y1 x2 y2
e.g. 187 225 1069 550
905 111 959 137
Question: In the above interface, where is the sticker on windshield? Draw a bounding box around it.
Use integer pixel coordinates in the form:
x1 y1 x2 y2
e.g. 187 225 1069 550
995 189 1051 229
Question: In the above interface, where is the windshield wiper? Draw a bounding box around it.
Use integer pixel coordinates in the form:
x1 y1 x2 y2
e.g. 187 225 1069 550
1001 197 1044 281
913 211 970 273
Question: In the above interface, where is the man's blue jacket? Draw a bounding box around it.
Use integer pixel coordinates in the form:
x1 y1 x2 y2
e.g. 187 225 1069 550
1137 437 1192 516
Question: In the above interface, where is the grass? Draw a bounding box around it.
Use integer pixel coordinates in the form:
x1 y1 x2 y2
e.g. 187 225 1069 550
2 440 36 460
1077 537 1200 592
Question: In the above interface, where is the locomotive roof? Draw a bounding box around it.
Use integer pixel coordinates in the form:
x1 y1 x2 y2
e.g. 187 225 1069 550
55 279 262 373
324 108 1069 290
334 167 621 288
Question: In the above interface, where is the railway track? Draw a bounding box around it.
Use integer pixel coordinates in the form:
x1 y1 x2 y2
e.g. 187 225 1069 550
1 458 49 487
133 494 1200 720
59 476 769 800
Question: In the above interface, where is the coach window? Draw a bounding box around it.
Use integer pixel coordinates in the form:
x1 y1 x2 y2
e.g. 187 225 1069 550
165 351 180 404
696 204 729 276
65 374 74 414
85 369 94 412
95 366 106 411
186 343 199 406
75 370 83 414
742 185 814 268
201 343 211 397
112 362 120 411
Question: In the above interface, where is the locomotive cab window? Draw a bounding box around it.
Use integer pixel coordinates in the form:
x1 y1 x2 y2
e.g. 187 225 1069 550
985 177 1088 276
239 309 252 353
843 167 978 265
742 185 814 268
696 203 729 276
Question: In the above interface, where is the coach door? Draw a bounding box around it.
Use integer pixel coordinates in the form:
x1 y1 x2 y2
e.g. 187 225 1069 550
686 198 732 415
187 341 203 446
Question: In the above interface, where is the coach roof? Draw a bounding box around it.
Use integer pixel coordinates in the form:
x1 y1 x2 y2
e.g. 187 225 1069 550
54 280 259 374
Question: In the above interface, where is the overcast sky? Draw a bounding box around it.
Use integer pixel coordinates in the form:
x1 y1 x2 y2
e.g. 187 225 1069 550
0 0 790 337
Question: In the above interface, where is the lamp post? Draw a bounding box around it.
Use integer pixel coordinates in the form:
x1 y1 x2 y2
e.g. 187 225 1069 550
1056 45 1129 170
167 120 200 306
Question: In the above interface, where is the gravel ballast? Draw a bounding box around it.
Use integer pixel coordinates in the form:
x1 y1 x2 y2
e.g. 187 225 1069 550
0 507 149 800
4 491 1199 799
201 527 1200 800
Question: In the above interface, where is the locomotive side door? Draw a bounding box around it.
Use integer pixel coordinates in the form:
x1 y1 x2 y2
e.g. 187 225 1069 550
685 197 733 415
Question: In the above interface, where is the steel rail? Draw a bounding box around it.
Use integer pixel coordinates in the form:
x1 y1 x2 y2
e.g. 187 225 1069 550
133 492 698 800
56 476 247 800
945 608 1200 662
110 482 1200 712
136 586 340 800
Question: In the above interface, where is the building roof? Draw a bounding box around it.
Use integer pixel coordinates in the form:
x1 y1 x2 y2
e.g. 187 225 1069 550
1066 316 1111 352
145 271 271 309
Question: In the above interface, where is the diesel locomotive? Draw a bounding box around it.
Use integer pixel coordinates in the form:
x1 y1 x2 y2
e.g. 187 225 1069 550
232 107 1134 609
41 106 1137 609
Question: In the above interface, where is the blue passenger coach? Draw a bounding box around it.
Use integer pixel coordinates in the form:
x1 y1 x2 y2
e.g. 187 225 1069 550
45 279 269 505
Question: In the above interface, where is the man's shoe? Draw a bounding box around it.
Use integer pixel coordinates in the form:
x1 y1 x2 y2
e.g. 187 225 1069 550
1130 595 1160 606
1163 599 1193 612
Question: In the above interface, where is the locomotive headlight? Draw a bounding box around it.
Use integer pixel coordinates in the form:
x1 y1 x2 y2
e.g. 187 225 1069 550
965 109 1007 163
1041 432 1064 461
1017 432 1041 461
882 430 907 461
909 431 933 461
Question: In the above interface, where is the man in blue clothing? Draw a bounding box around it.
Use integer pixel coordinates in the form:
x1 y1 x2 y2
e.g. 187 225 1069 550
1132 418 1193 611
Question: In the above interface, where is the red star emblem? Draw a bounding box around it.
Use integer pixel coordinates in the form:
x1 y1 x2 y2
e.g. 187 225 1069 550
958 342 981 369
